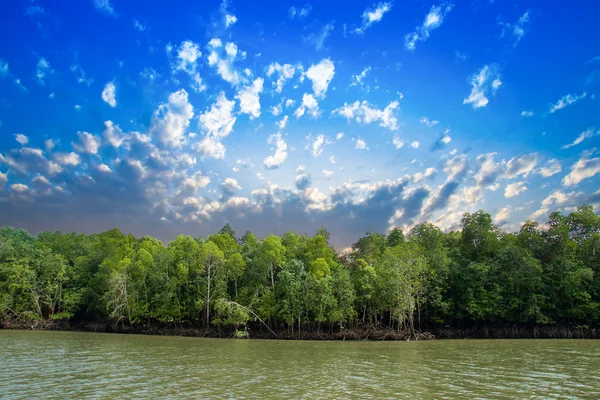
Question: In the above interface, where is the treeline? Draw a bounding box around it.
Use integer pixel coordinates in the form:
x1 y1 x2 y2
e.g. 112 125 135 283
1 205 599 337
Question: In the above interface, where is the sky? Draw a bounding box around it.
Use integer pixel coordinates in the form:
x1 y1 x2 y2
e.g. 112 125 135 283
0 0 599 250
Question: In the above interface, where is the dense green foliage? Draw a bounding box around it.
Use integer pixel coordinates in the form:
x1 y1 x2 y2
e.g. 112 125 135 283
1 206 599 333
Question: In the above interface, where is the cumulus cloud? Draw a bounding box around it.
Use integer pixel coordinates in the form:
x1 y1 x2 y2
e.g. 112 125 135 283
172 40 202 74
306 134 328 157
393 136 405 149
305 59 335 98
505 181 528 198
504 153 538 178
266 63 298 93
277 115 289 130
101 81 117 107
530 190 575 221
222 177 242 195
196 92 236 159
355 2 392 34
561 128 599 149
207 38 244 86
72 131 100 154
236 78 264 119
336 132 344 140
405 3 453 51
463 64 502 109
35 58 53 85
15 134 28 145
355 138 368 150
563 151 600 187
149 89 194 148
539 159 562 177
294 93 319 118
410 141 420 149
549 92 587 113
54 152 81 167
333 100 399 130
263 133 288 169
494 207 510 224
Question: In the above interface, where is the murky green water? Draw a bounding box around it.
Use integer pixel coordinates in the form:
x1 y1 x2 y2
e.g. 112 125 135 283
1 330 599 399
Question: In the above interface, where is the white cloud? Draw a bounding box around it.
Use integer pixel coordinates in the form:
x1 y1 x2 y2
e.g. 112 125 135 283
35 58 53 85
521 110 534 117
72 131 100 154
410 141 420 149
236 78 264 119
305 59 335 98
463 64 502 109
133 19 146 31
71 65 93 85
330 156 336 164
103 120 125 148
563 152 600 187
355 2 392 34
172 40 202 74
182 172 211 194
549 92 587 113
54 152 81 166
98 164 111 173
271 104 282 116
277 115 289 129
392 136 405 149
502 10 531 47
14 134 28 145
333 100 399 130
351 66 371 88
355 138 368 150
225 14 237 27
101 81 117 107
207 38 243 86
539 159 562 177
561 128 598 149
289 5 312 19
93 0 116 16
504 153 538 178
336 132 344 140
530 190 574 221
405 3 453 50
494 207 510 224
44 139 55 153
191 73 206 92
307 134 326 157
223 177 242 193
505 181 528 198
263 133 288 169
74 104 82 111
149 89 194 148
420 116 439 127
323 169 333 178
196 137 226 159
266 63 298 93
304 23 334 51
294 93 319 118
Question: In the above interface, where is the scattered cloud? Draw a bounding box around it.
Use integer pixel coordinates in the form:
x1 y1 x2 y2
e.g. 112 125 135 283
294 93 319 118
305 58 335 98
264 133 288 169
304 23 334 51
500 10 531 47
266 63 298 93
101 81 117 107
539 159 562 177
504 153 538 178
463 64 502 109
355 138 368 150
549 92 587 113
420 116 439 127
133 19 146 31
351 66 371 89
14 134 28 146
333 100 399 130
410 141 420 149
505 181 528 198
236 78 264 119
405 3 453 51
563 150 600 187
521 110 533 117
355 2 392 34
93 0 116 16
561 128 599 149
289 5 312 19
35 58 53 85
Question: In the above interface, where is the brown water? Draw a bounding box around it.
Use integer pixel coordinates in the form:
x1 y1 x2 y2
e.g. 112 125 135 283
1 330 599 399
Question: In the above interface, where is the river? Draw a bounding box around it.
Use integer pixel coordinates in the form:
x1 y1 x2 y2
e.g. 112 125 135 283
1 330 599 399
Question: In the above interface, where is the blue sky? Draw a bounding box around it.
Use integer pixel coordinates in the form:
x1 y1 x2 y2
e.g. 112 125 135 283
1 0 599 249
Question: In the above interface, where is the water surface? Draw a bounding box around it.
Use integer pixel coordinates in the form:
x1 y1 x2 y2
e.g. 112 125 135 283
1 330 599 399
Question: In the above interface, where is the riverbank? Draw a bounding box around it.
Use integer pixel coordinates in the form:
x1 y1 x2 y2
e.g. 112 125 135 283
1 319 598 340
